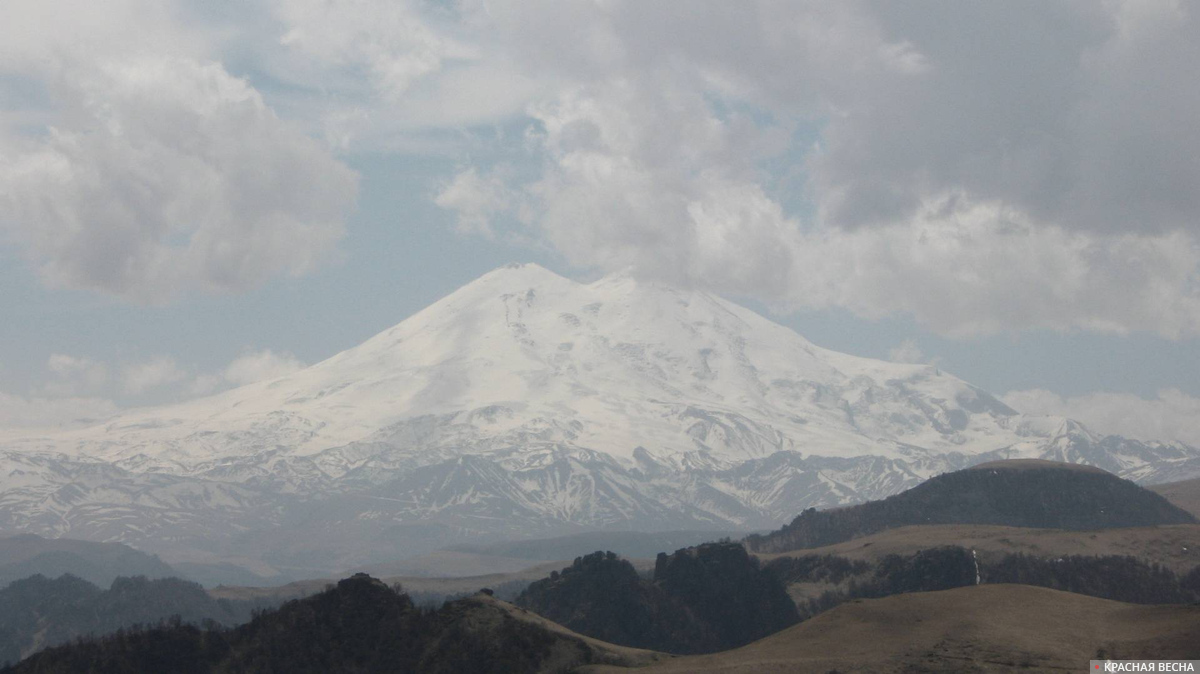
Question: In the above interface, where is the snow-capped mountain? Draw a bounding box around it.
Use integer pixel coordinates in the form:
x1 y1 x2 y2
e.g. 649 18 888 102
3 264 1198 573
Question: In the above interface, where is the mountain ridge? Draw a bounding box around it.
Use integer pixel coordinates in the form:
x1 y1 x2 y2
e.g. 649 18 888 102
2 263 1199 572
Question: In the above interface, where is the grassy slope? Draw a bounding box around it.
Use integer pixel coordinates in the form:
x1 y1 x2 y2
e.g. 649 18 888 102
466 594 670 669
755 523 1200 573
1152 477 1200 519
586 584 1200 673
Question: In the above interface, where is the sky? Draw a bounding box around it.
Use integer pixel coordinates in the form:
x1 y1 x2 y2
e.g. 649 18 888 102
1 1 1199 446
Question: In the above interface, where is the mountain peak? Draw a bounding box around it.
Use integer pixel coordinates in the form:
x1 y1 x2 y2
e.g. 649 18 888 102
6 261 1198 572
473 262 574 289
588 267 697 293
473 264 711 307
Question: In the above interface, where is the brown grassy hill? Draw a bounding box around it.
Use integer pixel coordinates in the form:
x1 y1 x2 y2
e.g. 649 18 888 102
756 523 1200 574
463 593 671 669
1152 477 1200 519
585 584 1200 673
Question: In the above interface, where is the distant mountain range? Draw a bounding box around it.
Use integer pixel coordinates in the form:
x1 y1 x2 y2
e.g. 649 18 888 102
0 534 175 590
3 264 1199 573
0 574 265 665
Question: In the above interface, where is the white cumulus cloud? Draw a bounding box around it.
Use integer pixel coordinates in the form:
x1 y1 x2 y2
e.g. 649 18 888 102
435 167 515 238
44 354 109 396
273 0 450 100
190 349 306 395
221 349 305 386
429 1 1200 339
121 356 187 396
0 57 358 302
7 0 1200 339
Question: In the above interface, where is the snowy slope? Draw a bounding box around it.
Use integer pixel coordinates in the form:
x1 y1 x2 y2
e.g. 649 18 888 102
2 263 1198 571
26 264 1028 466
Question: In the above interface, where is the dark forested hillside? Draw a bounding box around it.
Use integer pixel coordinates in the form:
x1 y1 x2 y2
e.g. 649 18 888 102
515 543 798 654
3 574 660 674
652 542 799 650
745 461 1196 553
515 551 657 649
0 575 268 665
983 553 1195 604
765 546 1200 620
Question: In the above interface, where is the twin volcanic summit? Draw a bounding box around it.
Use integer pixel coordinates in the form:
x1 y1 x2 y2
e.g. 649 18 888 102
2 263 1198 573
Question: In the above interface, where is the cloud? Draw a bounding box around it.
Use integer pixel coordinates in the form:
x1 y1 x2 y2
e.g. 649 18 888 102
272 0 451 100
121 356 187 395
780 198 1200 338
1002 388 1200 448
190 349 306 395
426 1 1200 338
0 1 359 303
443 97 1200 336
44 354 109 396
787 2 1200 239
6 1 1200 337
8 348 308 418
434 167 514 238
0 392 118 430
219 349 305 386
0 57 358 302
0 0 211 72
125 349 303 397
262 0 538 148
440 75 798 297
887 340 926 365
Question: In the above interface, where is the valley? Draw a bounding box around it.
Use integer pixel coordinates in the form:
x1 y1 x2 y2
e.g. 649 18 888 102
4 461 1199 670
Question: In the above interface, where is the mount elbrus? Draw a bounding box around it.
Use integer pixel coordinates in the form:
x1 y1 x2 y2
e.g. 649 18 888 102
3 264 1198 572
